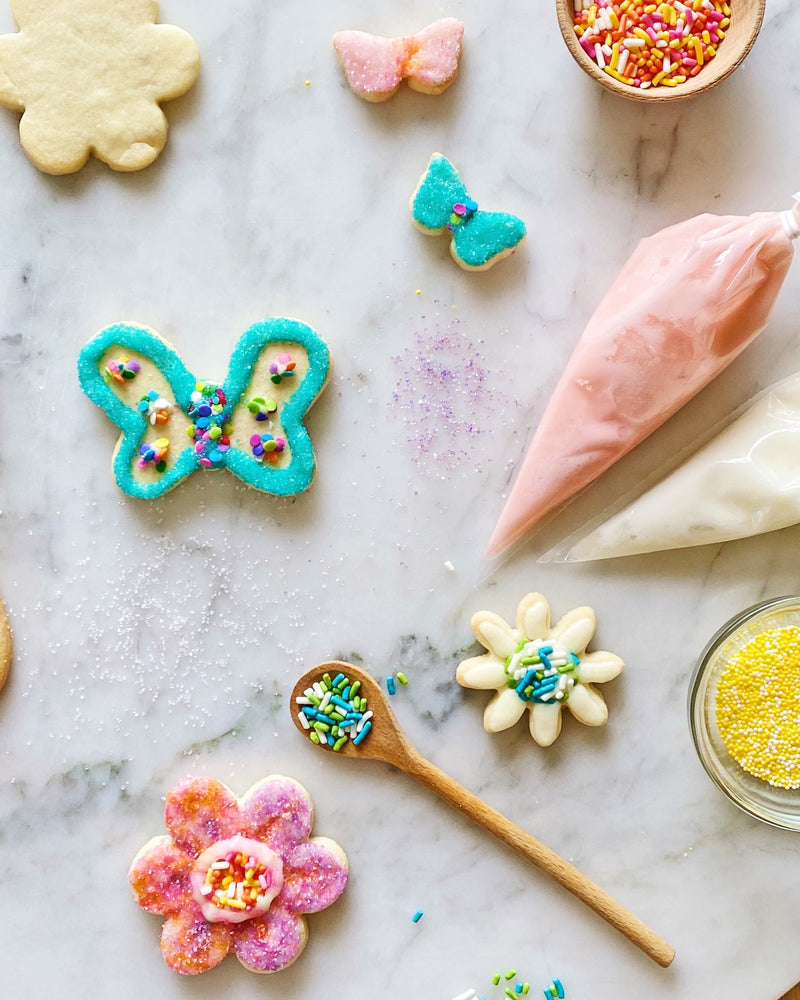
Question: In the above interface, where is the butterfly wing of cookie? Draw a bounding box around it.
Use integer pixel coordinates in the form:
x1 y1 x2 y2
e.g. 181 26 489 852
451 210 527 270
222 318 332 496
410 153 469 233
78 323 198 499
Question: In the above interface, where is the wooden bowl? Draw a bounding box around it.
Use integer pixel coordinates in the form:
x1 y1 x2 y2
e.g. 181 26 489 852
556 0 765 101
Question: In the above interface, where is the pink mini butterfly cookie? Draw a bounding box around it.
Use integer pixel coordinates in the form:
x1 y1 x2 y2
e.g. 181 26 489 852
333 18 464 102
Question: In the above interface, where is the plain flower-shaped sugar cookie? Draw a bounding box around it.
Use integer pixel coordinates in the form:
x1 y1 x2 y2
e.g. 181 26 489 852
457 592 623 746
0 0 200 174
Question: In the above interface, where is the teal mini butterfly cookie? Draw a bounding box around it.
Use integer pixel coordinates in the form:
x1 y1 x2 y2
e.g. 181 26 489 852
410 153 527 271
78 319 331 500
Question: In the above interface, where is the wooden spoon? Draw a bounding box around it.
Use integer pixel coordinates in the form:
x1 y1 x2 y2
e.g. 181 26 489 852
291 660 675 968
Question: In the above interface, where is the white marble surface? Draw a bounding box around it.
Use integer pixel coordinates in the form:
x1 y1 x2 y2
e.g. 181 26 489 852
1 0 800 997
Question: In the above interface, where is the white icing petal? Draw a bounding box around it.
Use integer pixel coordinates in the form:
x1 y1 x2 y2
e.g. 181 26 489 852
551 607 596 655
566 683 608 726
472 611 517 659
455 654 508 690
483 687 527 732
530 702 562 746
577 651 624 683
517 592 550 641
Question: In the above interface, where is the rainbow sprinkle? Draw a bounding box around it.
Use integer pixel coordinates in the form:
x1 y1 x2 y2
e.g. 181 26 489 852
137 388 174 426
573 0 730 90
201 849 274 914
246 395 278 421
106 356 140 382
186 382 232 468
249 433 286 463
269 352 296 384
296 670 373 750
137 437 169 472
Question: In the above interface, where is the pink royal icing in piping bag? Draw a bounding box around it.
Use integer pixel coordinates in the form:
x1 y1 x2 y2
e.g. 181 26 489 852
487 198 800 559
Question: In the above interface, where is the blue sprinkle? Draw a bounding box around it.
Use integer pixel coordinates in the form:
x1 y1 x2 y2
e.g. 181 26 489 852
332 673 345 687
387 676 396 696
412 910 423 923
515 986 523 995
554 980 564 999
353 721 372 745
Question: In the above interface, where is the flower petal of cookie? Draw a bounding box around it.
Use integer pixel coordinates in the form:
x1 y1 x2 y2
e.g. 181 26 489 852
280 837 349 914
165 777 240 856
551 607 596 656
483 687 526 732
579 650 624 683
142 23 201 101
567 683 609 727
240 776 313 855
128 835 192 916
471 610 516 659
456 653 507 690
18 101 91 174
0 34 24 110
233 900 307 973
160 906 233 975
517 592 551 641
530 702 562 746
90 98 167 172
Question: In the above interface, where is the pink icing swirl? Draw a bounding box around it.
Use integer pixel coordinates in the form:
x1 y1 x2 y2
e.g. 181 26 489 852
128 775 348 975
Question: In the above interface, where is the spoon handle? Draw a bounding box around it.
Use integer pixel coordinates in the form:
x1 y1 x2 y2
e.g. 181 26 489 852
404 749 674 968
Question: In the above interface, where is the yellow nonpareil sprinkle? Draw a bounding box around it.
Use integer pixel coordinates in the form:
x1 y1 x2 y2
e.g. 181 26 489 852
716 626 800 789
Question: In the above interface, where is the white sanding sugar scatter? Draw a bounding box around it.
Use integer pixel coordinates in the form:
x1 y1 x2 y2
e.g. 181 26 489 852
388 311 522 478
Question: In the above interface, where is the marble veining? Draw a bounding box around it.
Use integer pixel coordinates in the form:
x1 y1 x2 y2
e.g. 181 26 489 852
1 0 800 998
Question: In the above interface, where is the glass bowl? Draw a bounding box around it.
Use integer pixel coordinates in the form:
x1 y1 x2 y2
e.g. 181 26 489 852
689 596 800 831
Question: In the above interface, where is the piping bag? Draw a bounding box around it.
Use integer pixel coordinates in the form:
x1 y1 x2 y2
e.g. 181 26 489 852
486 196 800 559
558 371 800 561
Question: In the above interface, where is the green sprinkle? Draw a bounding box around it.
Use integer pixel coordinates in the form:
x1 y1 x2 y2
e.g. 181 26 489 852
309 732 320 744
313 722 330 733
397 672 408 685
323 673 332 687
333 736 347 751
522 985 530 995
505 971 517 981
505 990 516 999
350 680 361 696
492 975 501 986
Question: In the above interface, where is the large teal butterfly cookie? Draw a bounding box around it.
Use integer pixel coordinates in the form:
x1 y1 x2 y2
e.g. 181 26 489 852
78 319 331 500
410 153 527 271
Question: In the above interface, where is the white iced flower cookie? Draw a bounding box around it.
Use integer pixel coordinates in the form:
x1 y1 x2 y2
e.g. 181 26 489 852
456 593 623 746
0 0 200 174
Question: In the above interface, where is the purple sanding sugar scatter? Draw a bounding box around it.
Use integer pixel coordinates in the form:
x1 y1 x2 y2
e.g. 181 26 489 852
389 313 521 477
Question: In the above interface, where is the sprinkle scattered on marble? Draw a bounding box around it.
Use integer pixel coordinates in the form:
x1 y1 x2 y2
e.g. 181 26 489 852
389 313 522 479
296 670 372 750
412 909 423 922
543 979 564 1000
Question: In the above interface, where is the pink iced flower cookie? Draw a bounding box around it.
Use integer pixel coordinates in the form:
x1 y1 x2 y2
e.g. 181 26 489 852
128 775 348 975
333 18 464 102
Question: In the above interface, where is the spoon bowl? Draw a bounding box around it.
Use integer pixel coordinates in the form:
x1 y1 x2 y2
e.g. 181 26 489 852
556 0 766 102
292 660 675 967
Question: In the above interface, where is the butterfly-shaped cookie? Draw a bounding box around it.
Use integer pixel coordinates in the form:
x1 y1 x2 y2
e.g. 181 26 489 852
410 154 527 271
78 319 331 500
332 18 464 102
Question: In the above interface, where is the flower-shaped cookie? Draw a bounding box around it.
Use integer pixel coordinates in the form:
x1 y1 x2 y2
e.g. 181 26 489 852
0 0 200 174
128 775 348 976
457 593 624 746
